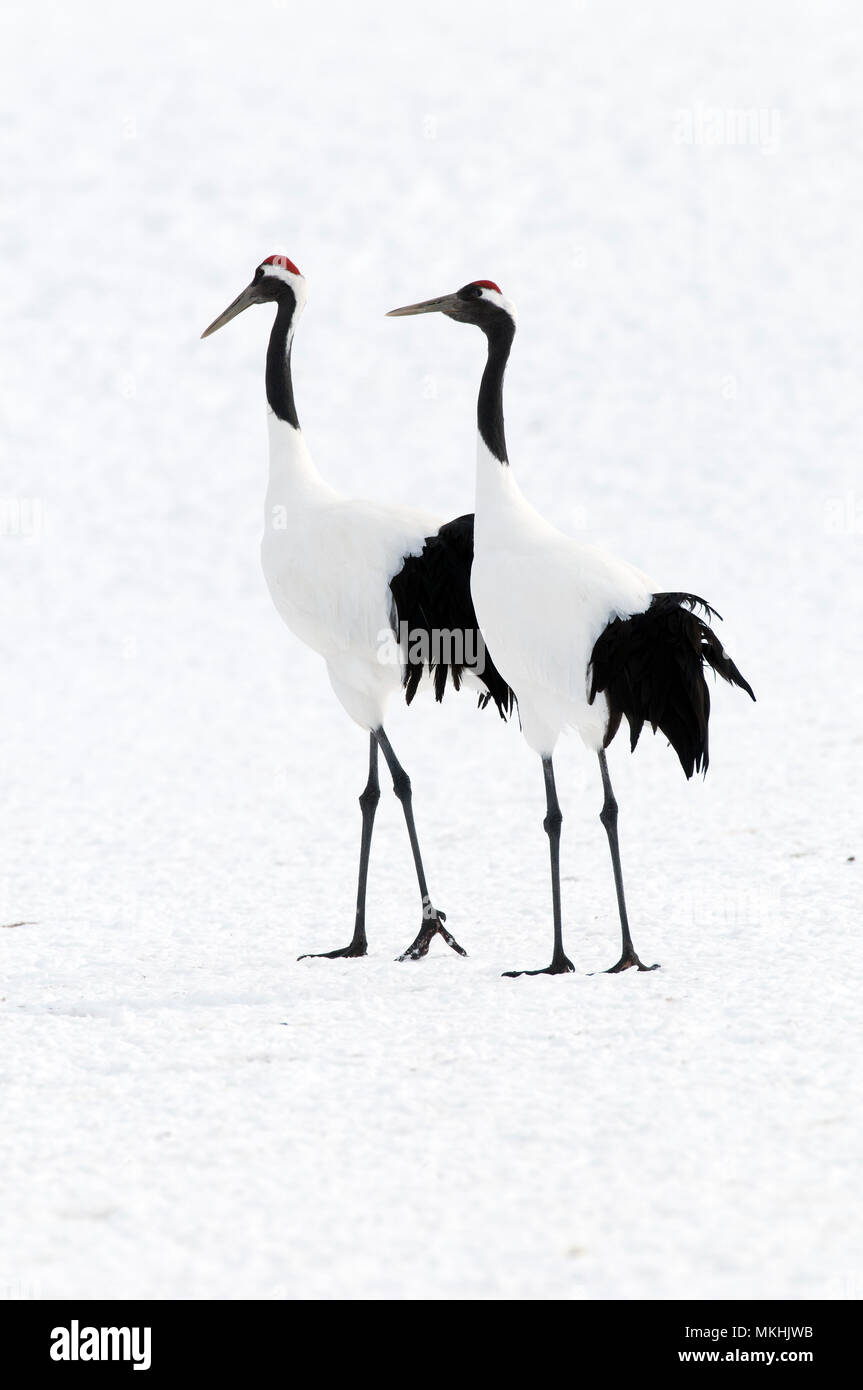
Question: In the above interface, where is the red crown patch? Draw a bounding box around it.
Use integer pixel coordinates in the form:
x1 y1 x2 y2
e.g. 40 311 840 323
262 255 301 275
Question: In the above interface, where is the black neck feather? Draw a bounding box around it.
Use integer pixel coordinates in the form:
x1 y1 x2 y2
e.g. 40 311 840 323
265 291 299 428
478 317 514 464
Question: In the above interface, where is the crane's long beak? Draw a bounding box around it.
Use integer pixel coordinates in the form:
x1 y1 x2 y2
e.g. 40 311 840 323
201 282 261 338
386 293 460 318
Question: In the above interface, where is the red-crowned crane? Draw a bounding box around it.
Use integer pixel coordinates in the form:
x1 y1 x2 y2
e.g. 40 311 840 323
388 280 754 976
202 258 513 962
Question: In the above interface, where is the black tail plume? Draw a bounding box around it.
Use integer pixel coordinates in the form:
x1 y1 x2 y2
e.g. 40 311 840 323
389 513 516 721
588 593 754 778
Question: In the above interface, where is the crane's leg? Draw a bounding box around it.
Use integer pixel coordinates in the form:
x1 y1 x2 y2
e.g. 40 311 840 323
298 733 380 960
375 727 467 961
504 756 575 977
597 750 659 973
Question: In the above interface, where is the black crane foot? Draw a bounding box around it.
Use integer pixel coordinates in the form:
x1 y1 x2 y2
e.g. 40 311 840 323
503 956 576 978
604 951 660 973
397 912 467 961
298 941 368 960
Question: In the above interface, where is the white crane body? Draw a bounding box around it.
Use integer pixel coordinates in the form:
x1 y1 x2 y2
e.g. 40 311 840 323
261 414 442 729
472 437 653 755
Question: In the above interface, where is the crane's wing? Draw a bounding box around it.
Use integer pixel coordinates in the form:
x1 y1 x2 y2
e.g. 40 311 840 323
389 513 516 720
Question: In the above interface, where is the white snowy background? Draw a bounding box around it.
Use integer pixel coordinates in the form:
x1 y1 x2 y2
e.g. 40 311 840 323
1 0 861 1300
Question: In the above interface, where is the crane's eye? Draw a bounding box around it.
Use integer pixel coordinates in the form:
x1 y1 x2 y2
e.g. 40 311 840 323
471 285 483 298
254 267 264 281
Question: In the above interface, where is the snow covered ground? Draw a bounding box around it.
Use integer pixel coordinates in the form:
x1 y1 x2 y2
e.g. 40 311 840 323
1 0 861 1299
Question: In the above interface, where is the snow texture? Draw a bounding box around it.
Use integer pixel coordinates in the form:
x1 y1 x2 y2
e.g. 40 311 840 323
0 0 861 1301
